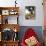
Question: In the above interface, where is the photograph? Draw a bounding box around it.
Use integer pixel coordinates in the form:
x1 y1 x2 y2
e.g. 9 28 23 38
25 6 35 20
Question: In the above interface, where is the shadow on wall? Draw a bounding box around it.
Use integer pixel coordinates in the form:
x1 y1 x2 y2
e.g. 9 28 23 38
18 26 43 44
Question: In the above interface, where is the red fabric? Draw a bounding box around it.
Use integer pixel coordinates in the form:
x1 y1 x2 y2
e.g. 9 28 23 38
21 28 41 46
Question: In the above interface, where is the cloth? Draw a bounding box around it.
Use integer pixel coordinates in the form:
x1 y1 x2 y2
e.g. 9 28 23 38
21 28 41 46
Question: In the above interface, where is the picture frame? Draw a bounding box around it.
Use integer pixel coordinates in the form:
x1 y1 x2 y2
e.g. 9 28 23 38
2 10 9 15
25 6 35 19
9 10 18 15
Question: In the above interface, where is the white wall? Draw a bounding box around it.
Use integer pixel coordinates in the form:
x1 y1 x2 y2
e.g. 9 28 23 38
0 0 43 26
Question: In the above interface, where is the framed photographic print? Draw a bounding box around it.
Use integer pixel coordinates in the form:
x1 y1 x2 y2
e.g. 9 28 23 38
25 6 35 19
2 10 9 15
9 9 18 15
9 10 15 15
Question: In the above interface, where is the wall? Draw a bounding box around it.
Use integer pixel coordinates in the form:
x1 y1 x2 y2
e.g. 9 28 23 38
0 0 44 26
18 0 44 26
